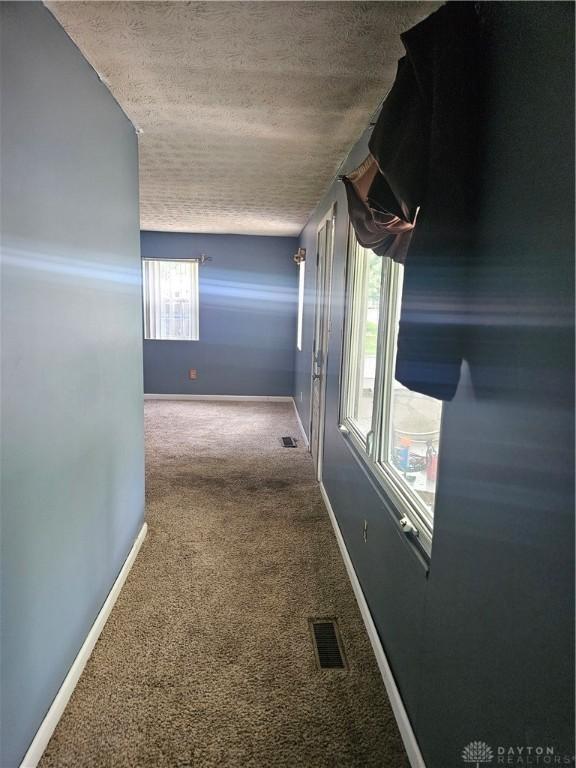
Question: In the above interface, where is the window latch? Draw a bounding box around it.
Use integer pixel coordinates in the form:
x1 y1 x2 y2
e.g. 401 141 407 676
399 516 419 537
366 430 374 455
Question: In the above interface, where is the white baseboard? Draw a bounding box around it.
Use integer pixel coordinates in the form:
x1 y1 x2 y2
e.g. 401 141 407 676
318 483 426 768
144 394 292 402
291 397 309 448
20 522 148 768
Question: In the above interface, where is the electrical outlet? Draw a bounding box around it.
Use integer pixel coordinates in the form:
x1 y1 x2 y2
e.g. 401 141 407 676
188 369 197 380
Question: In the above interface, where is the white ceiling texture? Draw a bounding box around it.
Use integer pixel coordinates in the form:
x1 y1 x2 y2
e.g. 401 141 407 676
47 1 436 237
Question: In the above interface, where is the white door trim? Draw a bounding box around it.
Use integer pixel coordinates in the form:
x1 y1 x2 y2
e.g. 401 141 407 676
19 522 148 768
309 202 336 481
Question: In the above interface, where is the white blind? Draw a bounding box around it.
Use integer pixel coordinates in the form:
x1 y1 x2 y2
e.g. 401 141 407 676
142 259 199 340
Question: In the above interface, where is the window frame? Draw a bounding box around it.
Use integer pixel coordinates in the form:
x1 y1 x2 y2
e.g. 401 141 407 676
142 257 200 342
296 259 305 351
339 229 387 453
339 228 441 555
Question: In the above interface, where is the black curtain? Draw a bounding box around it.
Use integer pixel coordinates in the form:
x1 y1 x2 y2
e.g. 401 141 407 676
343 2 483 401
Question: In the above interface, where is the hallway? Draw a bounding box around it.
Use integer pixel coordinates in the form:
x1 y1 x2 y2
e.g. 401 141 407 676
40 401 408 768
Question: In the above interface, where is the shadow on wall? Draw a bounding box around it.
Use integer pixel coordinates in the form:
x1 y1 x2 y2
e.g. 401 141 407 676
293 3 575 767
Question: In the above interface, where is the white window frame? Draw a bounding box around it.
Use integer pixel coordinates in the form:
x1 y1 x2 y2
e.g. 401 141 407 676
296 259 305 351
339 228 442 554
142 258 199 341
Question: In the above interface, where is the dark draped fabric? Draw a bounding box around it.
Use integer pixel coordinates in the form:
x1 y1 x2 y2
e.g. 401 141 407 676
368 54 426 225
344 2 483 401
341 154 414 262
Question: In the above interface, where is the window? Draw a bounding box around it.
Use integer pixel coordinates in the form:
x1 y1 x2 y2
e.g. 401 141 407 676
142 259 199 341
340 231 442 552
296 260 305 350
340 244 383 439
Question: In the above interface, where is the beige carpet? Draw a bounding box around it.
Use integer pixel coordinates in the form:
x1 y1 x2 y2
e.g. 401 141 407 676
40 401 409 768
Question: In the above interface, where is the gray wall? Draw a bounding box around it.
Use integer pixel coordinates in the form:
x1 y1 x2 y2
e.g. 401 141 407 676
294 4 574 766
0 4 145 766
141 231 298 396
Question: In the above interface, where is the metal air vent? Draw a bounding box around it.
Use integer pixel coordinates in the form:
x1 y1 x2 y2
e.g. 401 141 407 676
309 618 347 670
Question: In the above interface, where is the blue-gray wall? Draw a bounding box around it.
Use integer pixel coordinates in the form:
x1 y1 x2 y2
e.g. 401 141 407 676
0 4 145 766
295 4 574 766
141 231 298 396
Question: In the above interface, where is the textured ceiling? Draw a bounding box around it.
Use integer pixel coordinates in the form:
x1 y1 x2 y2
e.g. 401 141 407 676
47 1 437 236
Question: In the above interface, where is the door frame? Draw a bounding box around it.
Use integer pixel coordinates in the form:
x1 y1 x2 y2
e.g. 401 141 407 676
309 202 336 482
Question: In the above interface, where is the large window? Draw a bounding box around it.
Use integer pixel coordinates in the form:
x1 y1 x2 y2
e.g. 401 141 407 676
340 232 442 552
296 260 305 350
142 259 199 341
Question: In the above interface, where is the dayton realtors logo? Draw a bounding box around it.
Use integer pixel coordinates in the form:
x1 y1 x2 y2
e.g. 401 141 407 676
462 742 575 766
462 742 494 767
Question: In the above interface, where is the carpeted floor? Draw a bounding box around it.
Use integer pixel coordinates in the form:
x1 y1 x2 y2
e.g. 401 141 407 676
40 401 409 768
